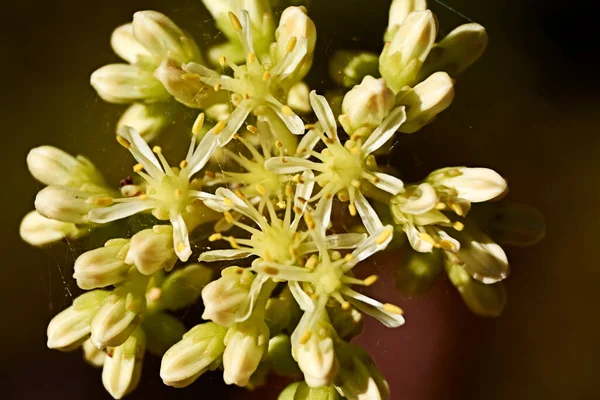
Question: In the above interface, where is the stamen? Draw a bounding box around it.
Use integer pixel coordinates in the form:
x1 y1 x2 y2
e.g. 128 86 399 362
299 330 312 345
451 203 464 216
376 229 392 245
351 180 361 188
248 52 256 64
255 184 267 196
436 202 447 210
174 189 182 200
419 232 437 245
247 125 259 135
181 73 201 81
305 254 318 269
262 71 271 81
139 194 149 200
228 12 243 32
152 146 162 154
213 83 222 92
348 203 357 216
204 170 215 179
281 105 294 116
277 200 286 209
176 242 186 253
219 56 227 67
213 120 226 135
133 163 144 172
209 233 222 242
228 236 240 249
223 212 234 224
286 37 297 53
116 136 131 149
341 301 351 310
453 221 465 231
344 253 354 262
383 303 404 315
90 196 114 206
179 160 188 169
439 240 456 251
363 275 379 286
263 266 279 275
192 113 205 135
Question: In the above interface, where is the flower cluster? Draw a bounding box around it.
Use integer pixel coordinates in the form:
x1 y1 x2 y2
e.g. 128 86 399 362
21 1 544 399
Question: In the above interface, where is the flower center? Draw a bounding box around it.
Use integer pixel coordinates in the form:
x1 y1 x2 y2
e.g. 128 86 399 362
252 224 295 263
147 172 190 219
316 264 343 295
322 143 363 187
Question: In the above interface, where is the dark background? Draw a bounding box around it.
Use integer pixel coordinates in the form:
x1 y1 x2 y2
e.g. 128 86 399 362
1 0 599 399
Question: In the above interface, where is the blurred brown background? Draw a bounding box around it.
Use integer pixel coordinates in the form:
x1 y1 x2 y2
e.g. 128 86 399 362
1 0 599 399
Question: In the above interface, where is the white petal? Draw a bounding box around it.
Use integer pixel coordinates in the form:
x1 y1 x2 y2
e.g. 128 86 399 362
354 192 384 235
296 126 321 158
348 226 393 268
400 183 438 215
235 274 267 324
171 212 192 262
187 132 218 177
198 249 253 262
437 230 461 253
253 262 314 282
276 37 308 80
188 191 231 213
458 230 509 284
88 200 155 223
182 61 220 78
264 156 321 174
342 288 405 328
361 106 407 154
309 91 337 139
288 282 315 312
214 188 259 220
404 224 434 253
370 172 404 195
267 98 305 135
217 99 254 145
443 168 507 203
298 233 367 255
118 126 163 179
314 195 333 234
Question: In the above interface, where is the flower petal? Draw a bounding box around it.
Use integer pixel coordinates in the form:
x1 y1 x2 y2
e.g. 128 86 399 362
88 199 155 224
288 281 315 312
267 97 305 135
342 288 405 328
296 126 321 158
309 91 337 140
298 233 367 255
346 226 393 269
118 126 163 179
369 172 404 195
198 249 253 262
253 261 314 282
171 212 192 262
441 167 507 203
400 183 438 215
187 133 218 177
217 99 255 146
361 106 407 154
354 192 384 235
404 223 434 253
265 156 322 174
276 37 308 80
457 229 509 284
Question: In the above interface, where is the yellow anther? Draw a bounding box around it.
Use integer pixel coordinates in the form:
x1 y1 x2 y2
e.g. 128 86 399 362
234 189 245 199
275 140 284 148
232 133 239 140
363 275 379 286
263 266 279 275
247 125 259 134
286 36 297 53
299 330 312 345
255 184 267 196
435 202 447 210
376 229 392 245
451 203 464 216
223 212 234 224
277 200 286 209
439 240 456 251
181 72 201 81
228 12 242 31
304 124 315 130
174 189 182 200
116 136 131 149
344 253 354 262
305 255 318 269
285 184 294 197
92 196 113 206
213 83 222 92
293 206 302 214
248 52 256 64
219 56 227 66
341 301 351 310
209 233 222 242
133 163 144 172
192 113 205 135
213 120 226 135
419 232 437 245
179 160 188 169
138 194 149 200
348 203 357 216
146 287 162 302
453 221 465 231
243 93 249 100
383 303 404 315
176 242 186 253
281 105 294 116
262 71 271 81
223 198 234 206
337 192 349 202
152 146 162 154
204 170 216 179
371 175 381 184
228 236 240 249
351 180 361 188
289 246 298 257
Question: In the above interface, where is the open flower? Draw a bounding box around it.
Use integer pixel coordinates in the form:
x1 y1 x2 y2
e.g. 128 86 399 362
265 91 407 234
88 114 240 261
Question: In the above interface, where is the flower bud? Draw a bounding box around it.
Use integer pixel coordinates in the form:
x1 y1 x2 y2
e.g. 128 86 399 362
264 286 301 335
222 318 270 386
27 146 105 188
452 226 509 284
385 0 428 41
294 382 340 400
34 185 101 224
293 318 338 388
201 266 255 327
102 328 146 399
110 23 155 66
420 23 488 79
204 0 273 43
265 334 300 377
132 11 202 64
335 343 390 400
117 103 167 143
83 338 106 367
20 211 89 247
47 290 110 351
273 6 316 80
287 81 311 114
379 10 436 93
339 76 395 135
396 71 454 133
155 59 227 108
142 311 186 356
90 279 147 349
74 239 131 290
445 257 506 317
160 322 227 388
428 167 507 203
90 64 169 104
159 263 213 311
125 225 176 275
329 51 380 88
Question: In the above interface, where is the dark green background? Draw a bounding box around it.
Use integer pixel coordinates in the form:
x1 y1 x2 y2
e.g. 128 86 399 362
1 0 598 398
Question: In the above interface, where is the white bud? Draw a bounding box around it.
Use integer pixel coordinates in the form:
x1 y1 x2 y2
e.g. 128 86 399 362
335 343 389 400
430 167 507 203
396 71 454 133
47 290 109 351
102 328 146 399
90 280 147 349
160 323 227 388
110 23 155 66
154 59 226 108
83 338 106 367
287 81 311 114
132 11 202 64
20 211 89 247
117 103 167 143
27 146 106 188
453 227 509 284
34 185 101 224
74 239 131 290
125 225 176 275
340 76 395 134
201 266 254 327
272 6 316 81
222 318 270 386
293 320 338 388
385 0 428 41
90 63 169 104
379 10 437 92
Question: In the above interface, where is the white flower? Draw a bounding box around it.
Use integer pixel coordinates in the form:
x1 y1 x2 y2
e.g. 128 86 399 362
90 63 170 104
19 211 89 247
102 328 145 399
110 23 155 66
87 114 239 261
427 167 507 203
265 91 407 234
222 317 270 386
452 227 509 284
117 103 167 143
334 342 390 400
83 338 106 367
34 185 111 224
125 225 177 275
73 239 132 290
385 0 428 41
